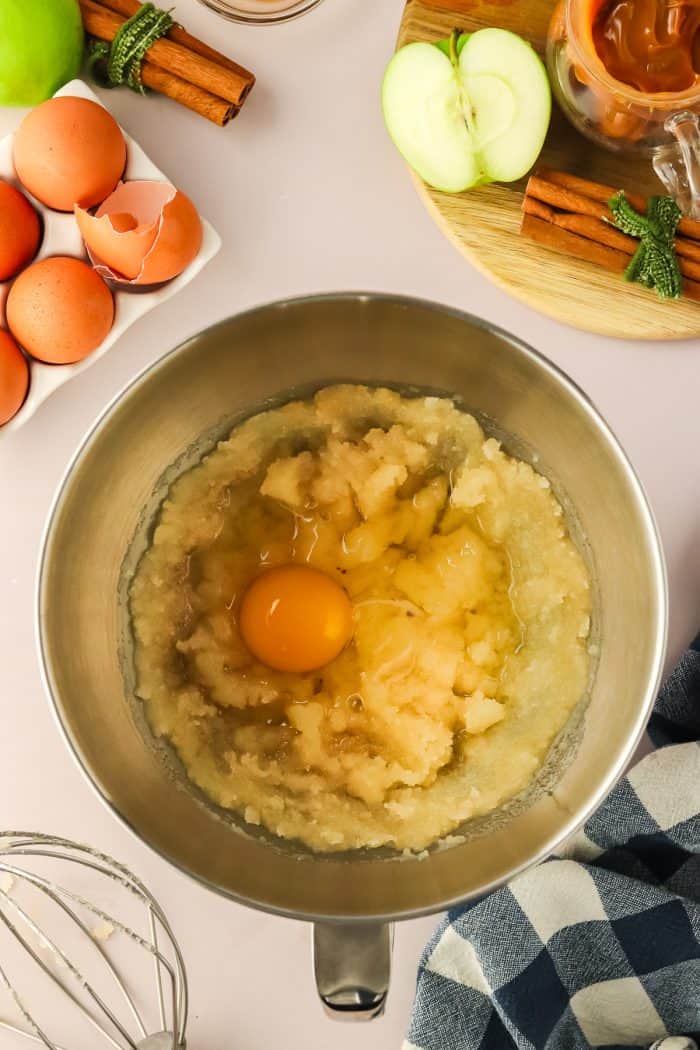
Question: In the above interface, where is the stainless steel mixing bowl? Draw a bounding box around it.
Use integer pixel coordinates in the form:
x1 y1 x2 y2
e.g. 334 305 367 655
38 293 667 1019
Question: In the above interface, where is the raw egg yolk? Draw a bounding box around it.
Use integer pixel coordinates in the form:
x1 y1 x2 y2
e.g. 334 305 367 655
239 564 353 673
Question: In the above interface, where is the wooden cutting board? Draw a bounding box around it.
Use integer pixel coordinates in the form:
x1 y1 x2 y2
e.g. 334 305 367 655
398 0 700 340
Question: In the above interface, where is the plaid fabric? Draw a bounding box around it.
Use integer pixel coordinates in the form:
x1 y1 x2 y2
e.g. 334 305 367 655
406 635 700 1050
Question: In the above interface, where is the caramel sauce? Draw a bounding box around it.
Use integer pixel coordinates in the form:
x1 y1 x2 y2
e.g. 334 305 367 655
593 0 700 93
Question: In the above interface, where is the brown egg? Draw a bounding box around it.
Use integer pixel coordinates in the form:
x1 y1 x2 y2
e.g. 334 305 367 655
13 97 127 212
0 181 41 281
75 181 203 285
0 330 30 425
7 257 114 364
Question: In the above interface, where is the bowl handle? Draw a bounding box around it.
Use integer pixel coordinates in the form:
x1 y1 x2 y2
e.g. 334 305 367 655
312 922 392 1021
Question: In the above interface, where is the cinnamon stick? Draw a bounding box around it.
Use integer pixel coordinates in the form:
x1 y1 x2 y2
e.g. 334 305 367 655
527 174 614 221
672 237 700 264
537 169 648 217
520 212 629 274
533 204 636 253
520 212 700 303
98 0 255 87
538 167 700 243
522 194 700 283
79 0 254 107
80 1 239 124
140 62 237 126
527 172 700 265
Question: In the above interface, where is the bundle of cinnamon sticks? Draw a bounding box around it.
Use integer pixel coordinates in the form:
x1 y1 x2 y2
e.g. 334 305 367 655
79 0 255 126
520 169 700 304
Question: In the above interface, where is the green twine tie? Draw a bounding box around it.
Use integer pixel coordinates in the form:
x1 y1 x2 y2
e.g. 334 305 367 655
88 3 174 94
608 191 682 300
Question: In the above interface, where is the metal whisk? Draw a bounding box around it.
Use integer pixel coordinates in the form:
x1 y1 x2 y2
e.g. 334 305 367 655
0 833 188 1050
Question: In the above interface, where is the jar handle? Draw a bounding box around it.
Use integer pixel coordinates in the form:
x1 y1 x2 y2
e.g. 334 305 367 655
312 922 392 1021
652 111 700 219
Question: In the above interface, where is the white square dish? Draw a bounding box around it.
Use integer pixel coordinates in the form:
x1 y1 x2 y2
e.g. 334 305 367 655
0 78 221 438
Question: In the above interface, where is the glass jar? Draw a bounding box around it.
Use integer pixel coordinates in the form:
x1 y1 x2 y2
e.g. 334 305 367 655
195 0 324 24
546 0 700 215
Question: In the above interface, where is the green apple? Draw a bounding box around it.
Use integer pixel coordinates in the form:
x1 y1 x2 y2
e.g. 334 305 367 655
382 28 551 193
0 0 84 107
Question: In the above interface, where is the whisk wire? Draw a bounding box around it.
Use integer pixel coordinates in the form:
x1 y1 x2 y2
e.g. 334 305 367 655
0 834 188 1050
149 909 167 1034
0 900 134 1050
13 845 189 1031
0 958 56 1049
0 1016 68 1050
0 862 151 1040
1 854 184 1042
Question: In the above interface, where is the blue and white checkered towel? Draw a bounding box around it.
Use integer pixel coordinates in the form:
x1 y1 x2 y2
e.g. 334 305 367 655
407 635 700 1050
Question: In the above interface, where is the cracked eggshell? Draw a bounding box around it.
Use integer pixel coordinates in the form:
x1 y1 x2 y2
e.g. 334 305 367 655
75 180 203 285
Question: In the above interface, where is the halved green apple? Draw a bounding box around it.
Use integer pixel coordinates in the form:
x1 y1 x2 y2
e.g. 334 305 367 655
382 28 551 192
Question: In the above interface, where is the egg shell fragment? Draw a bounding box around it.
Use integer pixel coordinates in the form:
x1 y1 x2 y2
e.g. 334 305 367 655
75 181 203 285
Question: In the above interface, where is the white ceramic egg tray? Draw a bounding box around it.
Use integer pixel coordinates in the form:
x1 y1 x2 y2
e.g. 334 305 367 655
0 79 221 438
